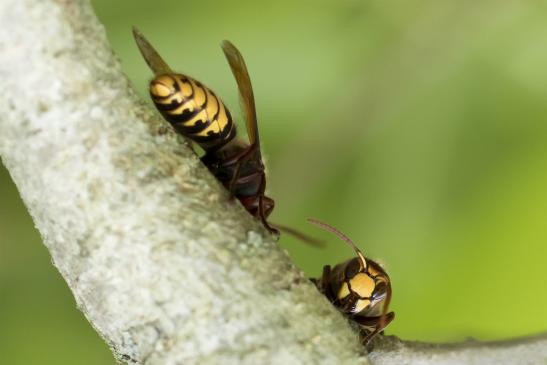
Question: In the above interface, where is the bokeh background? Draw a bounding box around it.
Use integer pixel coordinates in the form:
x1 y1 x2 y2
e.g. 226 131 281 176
1 0 547 364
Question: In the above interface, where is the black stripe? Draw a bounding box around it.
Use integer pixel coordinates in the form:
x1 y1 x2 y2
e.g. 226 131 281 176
172 77 181 92
151 92 172 100
224 123 237 144
190 130 221 143
200 122 237 151
225 106 233 124
194 81 208 109
203 108 236 151
150 76 175 100
210 91 221 121
216 106 235 140
175 119 212 134
217 118 232 140
155 99 182 111
176 75 195 99
167 107 199 124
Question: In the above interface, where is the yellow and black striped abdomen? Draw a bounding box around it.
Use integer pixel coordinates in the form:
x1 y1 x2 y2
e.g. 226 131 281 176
150 73 236 151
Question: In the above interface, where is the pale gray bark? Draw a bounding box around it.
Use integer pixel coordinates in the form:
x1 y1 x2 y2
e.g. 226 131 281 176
370 334 547 365
0 0 544 364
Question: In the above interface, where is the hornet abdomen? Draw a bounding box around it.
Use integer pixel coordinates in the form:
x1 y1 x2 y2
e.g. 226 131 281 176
150 74 236 151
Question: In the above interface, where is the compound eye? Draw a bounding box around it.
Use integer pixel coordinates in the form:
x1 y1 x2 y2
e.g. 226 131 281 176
345 258 361 278
372 281 388 300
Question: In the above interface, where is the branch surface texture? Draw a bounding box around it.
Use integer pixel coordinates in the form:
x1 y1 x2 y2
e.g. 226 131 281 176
0 0 365 364
371 335 547 365
0 1 545 365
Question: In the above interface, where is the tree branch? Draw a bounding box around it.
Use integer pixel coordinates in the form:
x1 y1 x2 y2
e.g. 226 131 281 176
0 0 366 364
369 334 547 365
0 1 545 364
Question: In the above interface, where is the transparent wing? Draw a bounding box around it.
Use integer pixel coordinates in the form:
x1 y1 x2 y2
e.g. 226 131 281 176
221 40 259 148
132 27 173 75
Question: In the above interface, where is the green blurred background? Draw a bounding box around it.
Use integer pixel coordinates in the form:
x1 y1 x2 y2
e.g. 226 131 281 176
1 0 547 363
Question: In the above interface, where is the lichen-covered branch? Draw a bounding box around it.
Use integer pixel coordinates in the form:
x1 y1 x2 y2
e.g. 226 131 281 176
370 334 547 365
0 1 545 365
0 0 365 364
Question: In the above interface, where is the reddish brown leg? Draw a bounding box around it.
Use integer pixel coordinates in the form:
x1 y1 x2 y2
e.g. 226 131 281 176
353 312 395 346
228 143 259 196
311 265 334 303
257 177 278 235
317 265 332 294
